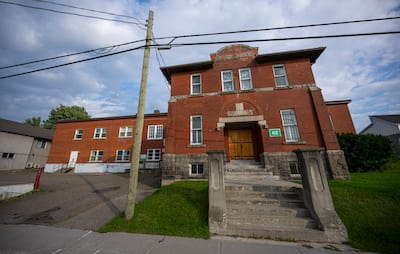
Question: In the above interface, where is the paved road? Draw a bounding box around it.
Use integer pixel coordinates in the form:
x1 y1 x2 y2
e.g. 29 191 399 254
0 224 373 254
0 171 159 230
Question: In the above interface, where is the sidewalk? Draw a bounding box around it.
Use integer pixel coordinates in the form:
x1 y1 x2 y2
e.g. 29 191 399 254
0 224 375 254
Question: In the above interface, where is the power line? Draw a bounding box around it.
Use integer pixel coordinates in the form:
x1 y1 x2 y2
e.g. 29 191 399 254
0 0 144 25
0 45 145 79
1 31 399 79
155 16 400 41
0 39 146 70
167 31 400 47
30 0 146 24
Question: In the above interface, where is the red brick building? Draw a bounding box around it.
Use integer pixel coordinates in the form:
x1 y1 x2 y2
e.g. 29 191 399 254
160 44 352 181
45 112 167 173
45 44 354 180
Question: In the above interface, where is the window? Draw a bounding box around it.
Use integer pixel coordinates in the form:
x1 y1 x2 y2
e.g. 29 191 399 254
221 70 234 91
36 140 47 149
119 126 133 138
281 109 300 142
89 150 103 162
94 128 107 139
239 68 253 90
147 149 161 161
116 149 130 162
289 161 300 175
147 125 163 140
191 163 204 175
74 129 83 140
2 153 15 159
190 115 202 145
191 74 201 95
273 64 289 87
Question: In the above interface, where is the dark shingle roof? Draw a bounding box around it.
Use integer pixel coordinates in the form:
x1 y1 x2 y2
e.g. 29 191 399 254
372 115 400 124
0 118 53 140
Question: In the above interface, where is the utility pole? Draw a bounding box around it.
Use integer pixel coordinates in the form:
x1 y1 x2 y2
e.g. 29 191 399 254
125 10 154 221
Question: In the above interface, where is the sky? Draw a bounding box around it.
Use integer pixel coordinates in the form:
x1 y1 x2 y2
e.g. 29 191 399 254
0 0 399 132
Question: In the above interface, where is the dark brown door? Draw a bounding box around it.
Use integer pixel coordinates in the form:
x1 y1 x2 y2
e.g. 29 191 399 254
228 129 256 160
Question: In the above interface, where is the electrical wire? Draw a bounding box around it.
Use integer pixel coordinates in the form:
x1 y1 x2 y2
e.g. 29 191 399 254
0 45 145 79
2 30 399 79
0 39 146 70
154 16 400 41
0 0 144 25
30 0 146 24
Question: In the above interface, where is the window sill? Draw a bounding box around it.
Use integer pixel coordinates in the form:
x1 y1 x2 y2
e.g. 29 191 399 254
148 138 163 141
221 90 236 94
187 144 206 148
274 86 290 90
93 138 107 140
239 89 254 93
283 140 306 145
73 138 82 141
189 94 203 97
119 136 132 139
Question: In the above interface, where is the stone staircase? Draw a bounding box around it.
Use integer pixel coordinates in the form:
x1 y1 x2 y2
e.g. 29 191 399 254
223 160 327 242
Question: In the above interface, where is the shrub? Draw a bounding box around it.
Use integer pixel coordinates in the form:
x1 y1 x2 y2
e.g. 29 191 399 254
337 133 392 172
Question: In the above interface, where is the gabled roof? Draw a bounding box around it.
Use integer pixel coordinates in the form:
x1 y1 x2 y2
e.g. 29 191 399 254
371 115 400 124
0 118 53 140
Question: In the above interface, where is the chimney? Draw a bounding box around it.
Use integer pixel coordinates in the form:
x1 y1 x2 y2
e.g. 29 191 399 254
154 109 160 115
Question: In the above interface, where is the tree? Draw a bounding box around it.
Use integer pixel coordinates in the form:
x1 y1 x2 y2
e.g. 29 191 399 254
43 105 90 129
24 116 42 127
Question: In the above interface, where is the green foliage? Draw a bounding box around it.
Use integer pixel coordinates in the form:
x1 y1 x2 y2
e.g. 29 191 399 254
42 104 90 129
100 181 209 239
329 161 400 254
24 116 42 127
337 133 392 172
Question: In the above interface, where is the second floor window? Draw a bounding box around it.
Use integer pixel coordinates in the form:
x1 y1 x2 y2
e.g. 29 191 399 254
119 126 132 138
273 64 289 87
221 70 234 91
239 68 253 90
191 74 201 94
94 128 107 139
148 125 163 140
74 129 83 140
36 140 47 149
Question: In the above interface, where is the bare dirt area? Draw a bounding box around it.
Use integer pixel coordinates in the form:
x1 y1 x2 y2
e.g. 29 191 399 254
0 171 160 230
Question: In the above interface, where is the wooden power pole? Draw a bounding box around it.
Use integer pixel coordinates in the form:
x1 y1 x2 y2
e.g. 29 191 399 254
125 10 154 221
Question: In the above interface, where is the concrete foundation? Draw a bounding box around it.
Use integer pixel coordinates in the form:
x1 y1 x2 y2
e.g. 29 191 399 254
261 152 298 180
160 153 209 185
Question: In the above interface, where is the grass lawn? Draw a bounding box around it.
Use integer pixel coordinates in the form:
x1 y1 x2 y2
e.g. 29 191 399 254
329 161 400 254
99 181 209 239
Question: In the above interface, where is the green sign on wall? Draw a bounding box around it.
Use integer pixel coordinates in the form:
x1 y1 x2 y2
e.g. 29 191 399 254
269 128 282 137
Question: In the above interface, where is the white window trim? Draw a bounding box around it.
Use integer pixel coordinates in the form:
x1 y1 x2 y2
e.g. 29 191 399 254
89 150 103 162
115 149 130 162
273 64 289 87
119 126 133 138
93 128 107 139
147 148 161 161
191 74 202 95
239 68 253 90
74 129 83 140
190 163 205 176
280 109 301 142
190 115 203 145
147 125 163 140
221 70 234 92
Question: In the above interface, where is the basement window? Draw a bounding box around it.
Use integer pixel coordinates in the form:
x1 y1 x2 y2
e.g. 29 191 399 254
289 161 300 175
2 153 16 159
190 163 204 176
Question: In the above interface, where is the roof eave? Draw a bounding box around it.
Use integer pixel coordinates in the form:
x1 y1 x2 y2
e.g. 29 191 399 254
255 47 326 64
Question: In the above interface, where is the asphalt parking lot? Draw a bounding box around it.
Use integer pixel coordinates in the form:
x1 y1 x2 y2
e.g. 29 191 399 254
0 171 160 230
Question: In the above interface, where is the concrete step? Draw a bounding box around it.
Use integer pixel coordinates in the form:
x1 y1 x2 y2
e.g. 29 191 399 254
228 215 318 228
225 190 299 200
225 224 327 242
227 206 311 218
226 198 306 208
225 184 296 193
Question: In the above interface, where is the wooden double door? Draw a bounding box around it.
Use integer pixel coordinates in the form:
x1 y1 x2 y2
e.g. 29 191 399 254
227 128 257 160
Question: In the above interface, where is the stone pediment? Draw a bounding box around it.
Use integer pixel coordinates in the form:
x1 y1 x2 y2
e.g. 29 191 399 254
210 44 258 62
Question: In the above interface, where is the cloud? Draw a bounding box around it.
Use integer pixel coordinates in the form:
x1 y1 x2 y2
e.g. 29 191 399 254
0 0 399 134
